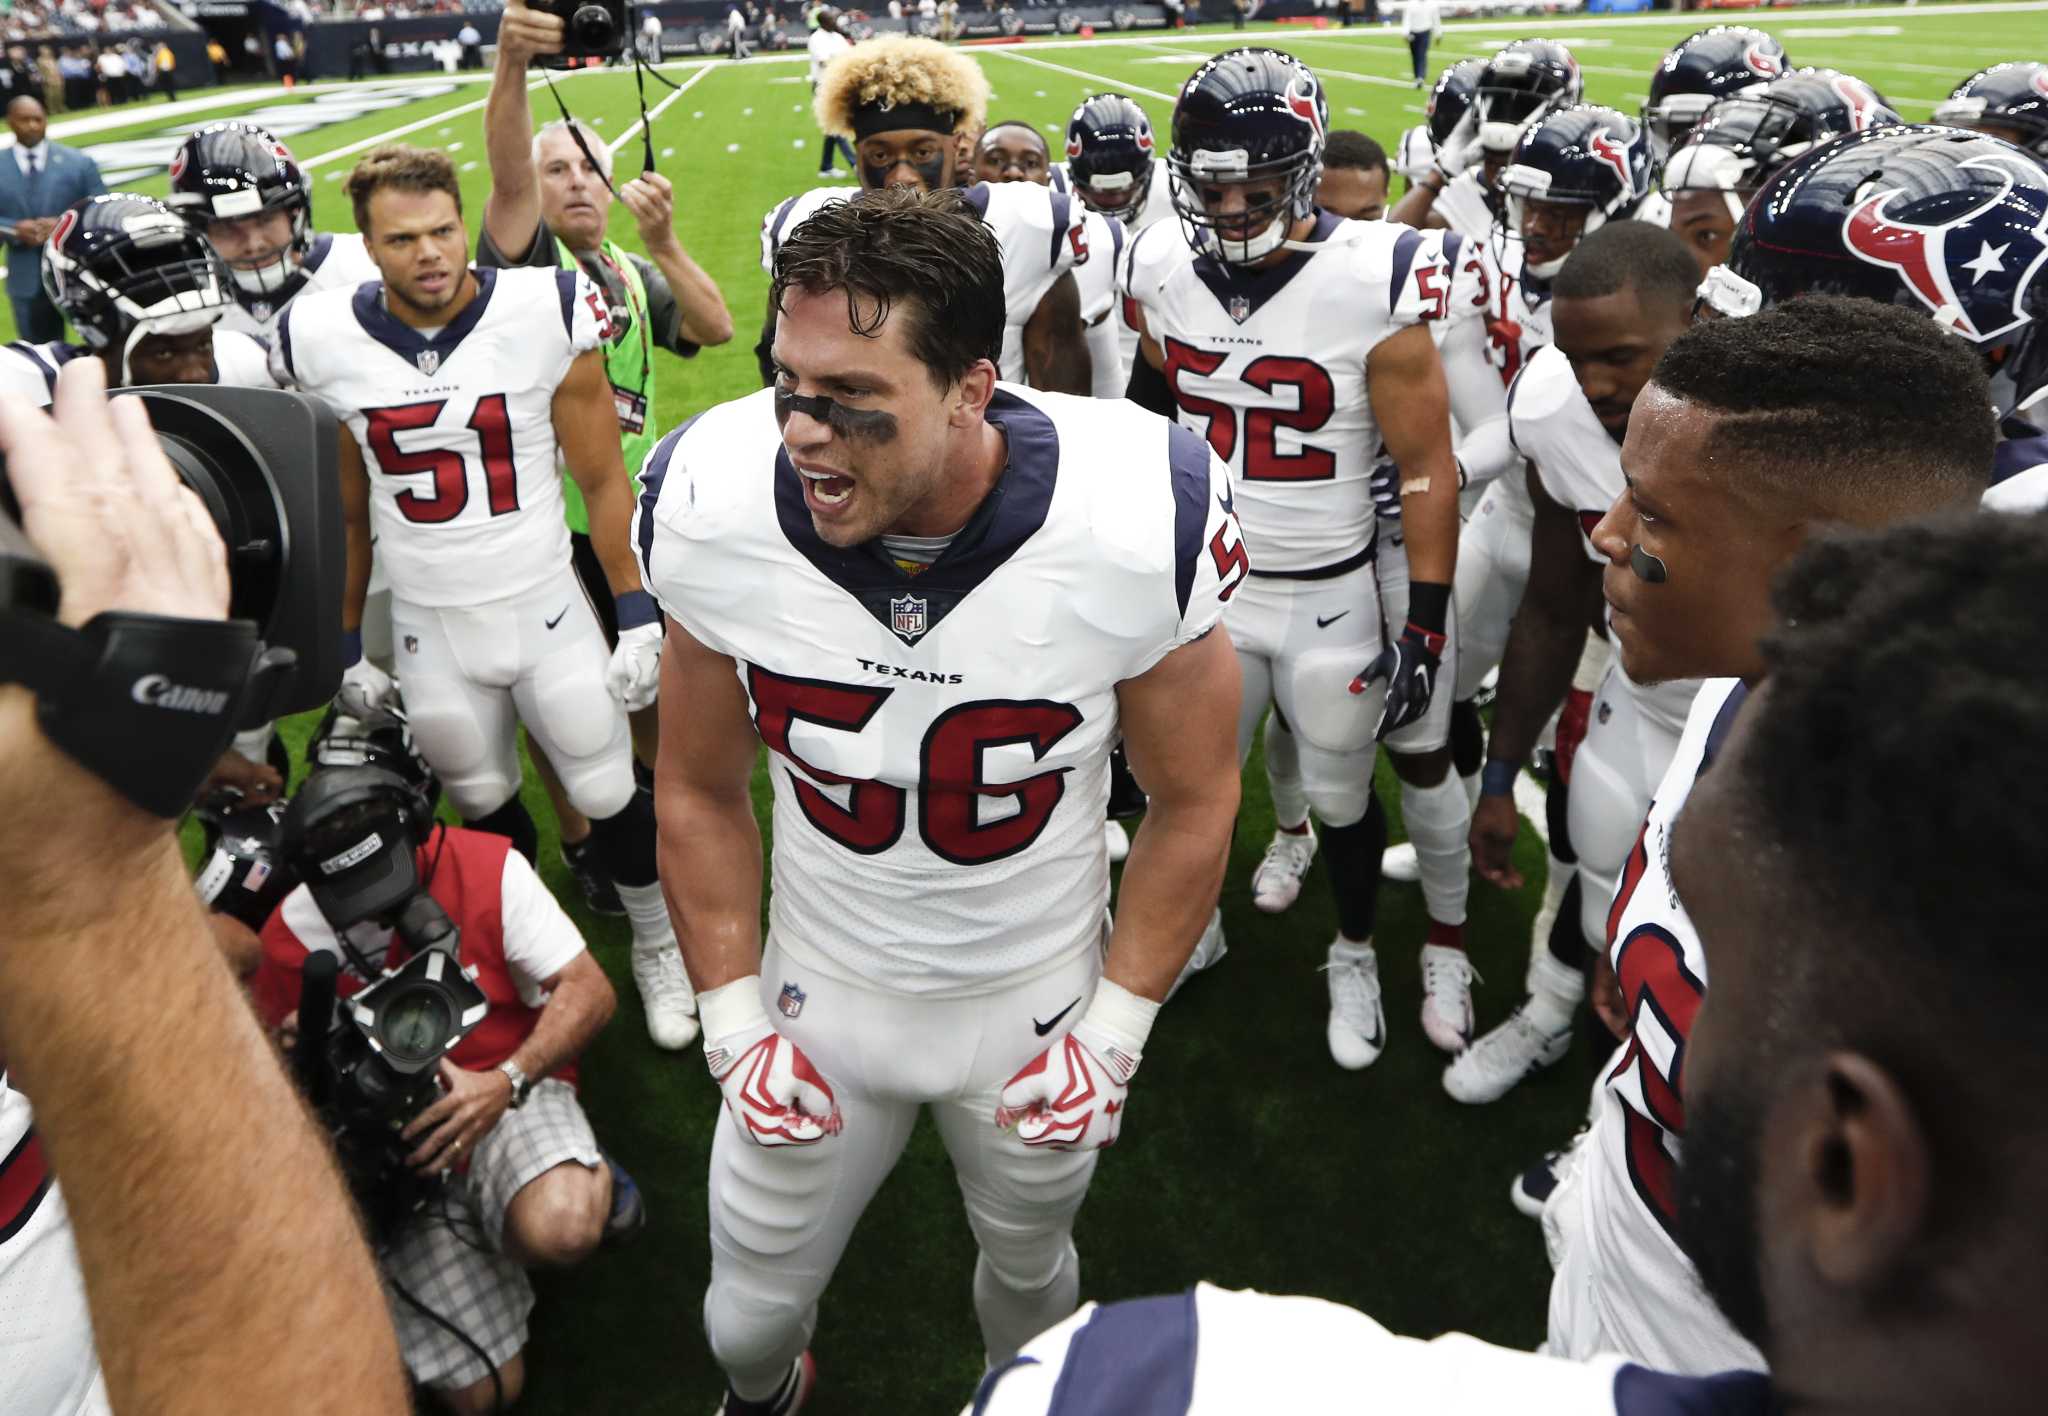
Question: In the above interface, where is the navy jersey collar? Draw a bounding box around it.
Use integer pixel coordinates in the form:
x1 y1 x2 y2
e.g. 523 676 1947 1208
351 266 498 368
774 387 1059 645
1192 208 1344 323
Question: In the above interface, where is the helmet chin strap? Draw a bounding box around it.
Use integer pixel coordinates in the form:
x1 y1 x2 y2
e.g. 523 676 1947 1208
1211 211 1292 265
229 251 297 296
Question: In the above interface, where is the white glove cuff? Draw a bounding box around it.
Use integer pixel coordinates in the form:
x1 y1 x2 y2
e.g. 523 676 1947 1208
1082 978 1160 1056
698 975 768 1044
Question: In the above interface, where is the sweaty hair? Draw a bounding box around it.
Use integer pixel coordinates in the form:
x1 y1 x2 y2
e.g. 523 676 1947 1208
345 144 463 236
1730 511 2048 1267
772 186 1003 388
814 35 989 141
1323 129 1388 175
1553 219 1700 315
1650 297 1994 518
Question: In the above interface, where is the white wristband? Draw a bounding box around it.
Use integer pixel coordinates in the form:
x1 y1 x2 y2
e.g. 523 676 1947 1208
1083 978 1161 1055
698 975 768 1043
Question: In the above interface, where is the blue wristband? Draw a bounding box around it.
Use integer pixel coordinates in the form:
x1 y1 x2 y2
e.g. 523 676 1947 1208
1480 760 1519 798
342 628 363 669
614 590 659 632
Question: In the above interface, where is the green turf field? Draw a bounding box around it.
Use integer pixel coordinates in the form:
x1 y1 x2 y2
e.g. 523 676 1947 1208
52 5 2041 1407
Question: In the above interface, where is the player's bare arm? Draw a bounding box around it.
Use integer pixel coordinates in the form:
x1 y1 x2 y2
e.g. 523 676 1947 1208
556 347 650 597
654 616 766 993
480 0 561 262
337 425 373 635
1022 270 1091 395
620 172 735 348
1470 467 1605 889
1368 323 1461 588
1388 173 1452 231
1107 627 1242 1001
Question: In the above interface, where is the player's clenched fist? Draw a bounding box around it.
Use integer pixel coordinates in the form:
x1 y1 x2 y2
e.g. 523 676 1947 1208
995 980 1158 1151
699 977 842 1147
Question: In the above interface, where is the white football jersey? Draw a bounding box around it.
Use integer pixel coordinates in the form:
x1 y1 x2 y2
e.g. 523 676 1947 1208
1437 168 1497 243
972 1283 1773 1415
1052 160 1174 379
636 386 1243 995
759 180 1085 385
1508 346 1699 734
0 330 277 406
215 230 379 344
277 265 606 609
0 1078 110 1416
1581 676 1766 1374
1122 211 1476 573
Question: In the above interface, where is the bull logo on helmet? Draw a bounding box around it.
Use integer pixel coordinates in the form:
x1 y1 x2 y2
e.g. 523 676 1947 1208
1136 127 1155 153
1743 42 1783 80
1283 70 1324 144
2032 67 2048 102
1841 153 2048 342
1831 75 1883 131
168 147 188 182
1588 130 1634 191
48 207 77 253
1066 133 1084 161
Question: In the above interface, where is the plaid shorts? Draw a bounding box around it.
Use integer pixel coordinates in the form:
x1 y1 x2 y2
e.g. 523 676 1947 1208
380 1080 602 1391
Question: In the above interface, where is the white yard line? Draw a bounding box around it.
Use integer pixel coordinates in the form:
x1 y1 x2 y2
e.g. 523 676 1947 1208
608 59 716 153
986 46 1180 102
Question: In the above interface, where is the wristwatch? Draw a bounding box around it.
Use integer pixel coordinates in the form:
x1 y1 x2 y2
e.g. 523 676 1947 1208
498 1059 534 1109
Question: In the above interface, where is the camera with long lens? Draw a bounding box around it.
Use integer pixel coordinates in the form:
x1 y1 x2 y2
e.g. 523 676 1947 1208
530 0 629 62
0 385 346 814
281 762 488 1239
295 895 490 1239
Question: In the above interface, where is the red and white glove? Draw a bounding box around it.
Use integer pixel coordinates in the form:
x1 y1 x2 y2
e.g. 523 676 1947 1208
995 980 1159 1151
700 977 842 1147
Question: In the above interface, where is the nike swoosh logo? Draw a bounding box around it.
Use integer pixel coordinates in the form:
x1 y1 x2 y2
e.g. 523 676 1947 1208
1033 997 1081 1037
545 606 569 630
1316 611 1350 629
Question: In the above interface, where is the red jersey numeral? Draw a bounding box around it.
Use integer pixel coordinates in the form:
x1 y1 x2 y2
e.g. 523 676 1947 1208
364 394 521 524
1162 342 1337 482
1413 262 1450 320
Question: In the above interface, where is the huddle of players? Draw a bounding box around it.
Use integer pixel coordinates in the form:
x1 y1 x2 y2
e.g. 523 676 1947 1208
6 22 2043 1412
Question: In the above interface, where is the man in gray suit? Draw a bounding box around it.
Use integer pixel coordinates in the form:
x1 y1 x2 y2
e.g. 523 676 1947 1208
0 95 105 341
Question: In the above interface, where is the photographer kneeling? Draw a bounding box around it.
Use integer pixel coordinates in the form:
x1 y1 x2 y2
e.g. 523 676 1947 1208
249 761 634 1415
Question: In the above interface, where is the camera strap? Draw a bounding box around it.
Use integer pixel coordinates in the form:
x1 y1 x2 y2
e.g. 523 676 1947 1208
538 47 682 194
0 609 298 817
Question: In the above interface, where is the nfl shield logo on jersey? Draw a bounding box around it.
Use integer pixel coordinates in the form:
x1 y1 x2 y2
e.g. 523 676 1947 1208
250 300 273 323
890 592 928 645
778 981 807 1019
1227 294 1252 325
415 350 441 376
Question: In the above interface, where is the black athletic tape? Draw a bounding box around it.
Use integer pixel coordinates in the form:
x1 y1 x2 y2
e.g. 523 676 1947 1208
1630 544 1668 584
0 609 296 817
773 386 899 445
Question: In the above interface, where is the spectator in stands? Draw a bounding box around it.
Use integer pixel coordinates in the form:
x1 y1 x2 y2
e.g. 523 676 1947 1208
0 94 106 339
1317 129 1390 220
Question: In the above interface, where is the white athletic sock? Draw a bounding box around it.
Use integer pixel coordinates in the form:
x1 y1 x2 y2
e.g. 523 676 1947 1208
975 1243 1080 1367
1263 717 1309 829
1525 849 1577 992
1399 773 1471 928
1524 951 1586 1035
616 879 676 954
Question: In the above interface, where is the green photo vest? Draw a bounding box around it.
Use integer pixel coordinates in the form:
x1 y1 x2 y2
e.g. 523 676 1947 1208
560 237 656 535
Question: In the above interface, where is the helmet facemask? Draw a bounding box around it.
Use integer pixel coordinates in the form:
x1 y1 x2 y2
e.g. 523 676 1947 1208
1169 146 1320 266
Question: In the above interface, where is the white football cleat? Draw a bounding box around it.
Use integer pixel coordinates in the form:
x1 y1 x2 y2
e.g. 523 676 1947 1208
1249 824 1317 913
632 940 700 1050
1167 910 1228 1000
1442 1005 1572 1104
1323 938 1385 1070
1379 842 1421 883
1419 944 1478 1053
715 1350 815 1415
1105 817 1130 864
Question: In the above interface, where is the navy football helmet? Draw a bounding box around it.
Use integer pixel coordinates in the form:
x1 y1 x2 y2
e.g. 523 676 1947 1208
1704 125 2048 416
195 798 300 932
1934 63 2048 160
1500 105 1650 278
308 700 442 821
1474 40 1582 156
1659 67 1900 207
41 194 233 367
166 121 315 298
1065 93 1158 225
1168 48 1326 265
1642 26 1789 161
1426 57 1490 150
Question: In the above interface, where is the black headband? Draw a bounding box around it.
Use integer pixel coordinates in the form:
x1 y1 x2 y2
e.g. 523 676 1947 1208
852 100 960 142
